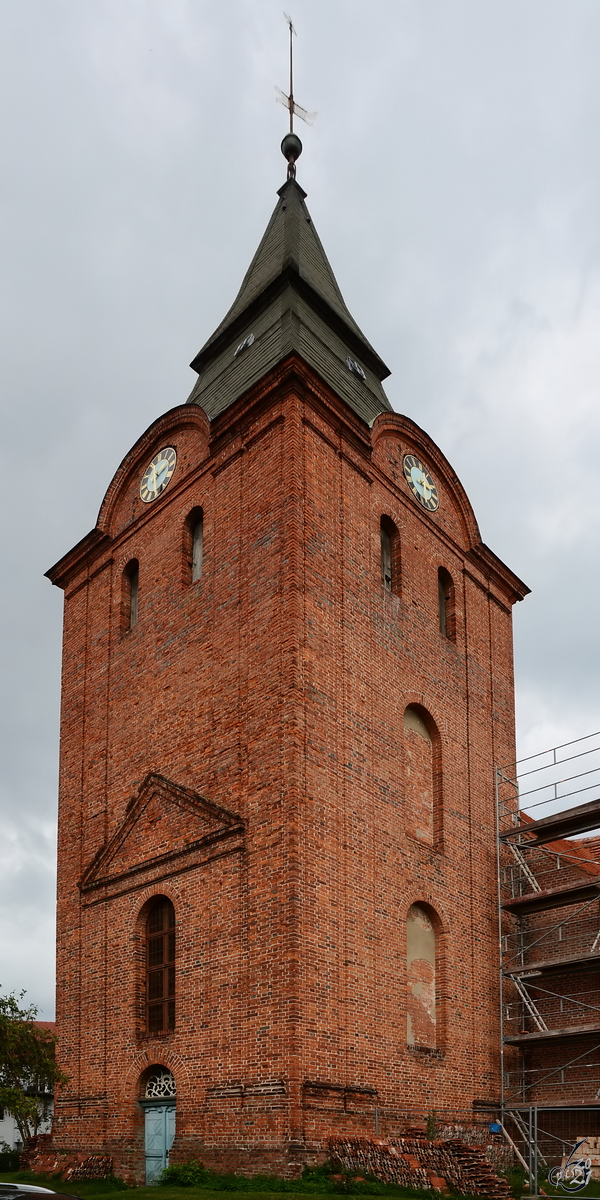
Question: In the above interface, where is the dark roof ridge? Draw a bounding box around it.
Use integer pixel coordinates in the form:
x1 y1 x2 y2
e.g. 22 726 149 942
186 173 393 425
190 260 390 382
189 178 390 383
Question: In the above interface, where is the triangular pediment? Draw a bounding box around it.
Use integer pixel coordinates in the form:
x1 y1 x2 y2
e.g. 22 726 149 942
81 773 244 892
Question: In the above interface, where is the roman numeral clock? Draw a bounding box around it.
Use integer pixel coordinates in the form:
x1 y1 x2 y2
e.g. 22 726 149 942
403 453 439 512
139 446 177 504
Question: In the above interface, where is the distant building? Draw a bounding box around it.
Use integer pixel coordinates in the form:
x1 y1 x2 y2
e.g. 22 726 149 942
0 1022 55 1151
46 136 528 1183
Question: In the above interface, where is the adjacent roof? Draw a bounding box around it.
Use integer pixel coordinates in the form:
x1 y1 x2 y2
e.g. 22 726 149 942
186 177 393 426
501 798 600 845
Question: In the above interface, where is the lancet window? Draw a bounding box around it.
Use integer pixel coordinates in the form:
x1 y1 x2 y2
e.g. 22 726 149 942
183 507 204 584
380 516 400 595
146 897 176 1034
438 567 456 641
123 559 139 631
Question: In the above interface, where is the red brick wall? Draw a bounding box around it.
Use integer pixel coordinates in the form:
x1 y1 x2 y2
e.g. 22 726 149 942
49 359 524 1180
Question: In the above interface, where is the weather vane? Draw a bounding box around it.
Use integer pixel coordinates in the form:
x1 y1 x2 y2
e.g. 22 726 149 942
276 13 316 179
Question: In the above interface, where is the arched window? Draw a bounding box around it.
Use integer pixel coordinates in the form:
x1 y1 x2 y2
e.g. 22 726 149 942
438 567 456 641
144 1067 176 1098
183 508 203 584
406 904 437 1048
403 705 442 847
146 897 175 1033
380 516 400 595
123 560 139 631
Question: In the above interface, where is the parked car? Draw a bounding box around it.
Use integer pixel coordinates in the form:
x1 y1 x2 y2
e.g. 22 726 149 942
0 1186 81 1200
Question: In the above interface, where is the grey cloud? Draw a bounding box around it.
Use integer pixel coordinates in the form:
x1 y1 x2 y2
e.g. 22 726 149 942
2 0 600 1014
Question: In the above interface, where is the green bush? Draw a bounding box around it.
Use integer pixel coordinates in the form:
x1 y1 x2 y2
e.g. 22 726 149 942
158 1162 309 1190
502 1165 527 1199
0 1146 21 1172
159 1163 210 1188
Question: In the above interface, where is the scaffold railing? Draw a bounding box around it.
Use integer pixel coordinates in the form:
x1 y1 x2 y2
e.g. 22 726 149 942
495 732 600 1117
496 728 600 831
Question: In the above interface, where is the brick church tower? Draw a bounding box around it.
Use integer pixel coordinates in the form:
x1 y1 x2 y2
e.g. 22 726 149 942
47 135 528 1182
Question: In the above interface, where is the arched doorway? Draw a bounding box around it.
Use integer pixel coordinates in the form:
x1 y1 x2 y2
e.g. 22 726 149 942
140 1067 176 1183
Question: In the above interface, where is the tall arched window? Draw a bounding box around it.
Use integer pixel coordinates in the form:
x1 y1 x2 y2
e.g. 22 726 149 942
380 516 400 595
438 567 456 641
123 559 139 631
183 508 203 585
406 904 437 1048
403 705 442 847
146 897 175 1033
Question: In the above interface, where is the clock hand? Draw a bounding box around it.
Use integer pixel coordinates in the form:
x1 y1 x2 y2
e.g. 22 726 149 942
419 472 431 499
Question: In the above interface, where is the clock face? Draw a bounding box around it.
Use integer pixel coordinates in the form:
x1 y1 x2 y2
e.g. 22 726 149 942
140 446 177 503
403 454 439 512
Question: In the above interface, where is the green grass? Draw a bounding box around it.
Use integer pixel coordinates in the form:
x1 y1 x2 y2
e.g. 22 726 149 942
18 1162 600 1200
503 1163 600 1200
540 1174 600 1198
0 1185 447 1200
157 1163 453 1197
2 1186 340 1200
0 1174 493 1200
0 1190 487 1200
0 1174 129 1197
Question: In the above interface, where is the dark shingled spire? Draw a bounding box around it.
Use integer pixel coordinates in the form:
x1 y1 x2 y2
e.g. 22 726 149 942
186 176 393 426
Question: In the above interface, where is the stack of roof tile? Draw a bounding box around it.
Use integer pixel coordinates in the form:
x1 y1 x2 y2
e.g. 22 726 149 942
66 1156 114 1180
329 1135 512 1197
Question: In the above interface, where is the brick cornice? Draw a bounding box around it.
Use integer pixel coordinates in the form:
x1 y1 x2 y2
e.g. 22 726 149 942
466 542 530 604
45 528 112 591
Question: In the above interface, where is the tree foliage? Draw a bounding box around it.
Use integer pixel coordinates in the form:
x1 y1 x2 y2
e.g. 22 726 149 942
0 990 68 1145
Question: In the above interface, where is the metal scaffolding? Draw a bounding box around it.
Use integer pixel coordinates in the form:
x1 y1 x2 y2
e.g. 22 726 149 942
495 732 600 1174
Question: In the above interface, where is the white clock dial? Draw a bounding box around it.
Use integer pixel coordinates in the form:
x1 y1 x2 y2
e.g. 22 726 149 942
140 447 177 503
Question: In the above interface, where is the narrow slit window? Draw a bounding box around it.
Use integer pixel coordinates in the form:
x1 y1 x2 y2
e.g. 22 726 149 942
381 527 392 591
438 567 456 641
183 507 204 586
380 516 400 595
191 514 203 582
123 559 139 631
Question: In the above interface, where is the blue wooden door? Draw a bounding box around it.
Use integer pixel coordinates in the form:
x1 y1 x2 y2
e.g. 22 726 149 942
144 1102 176 1183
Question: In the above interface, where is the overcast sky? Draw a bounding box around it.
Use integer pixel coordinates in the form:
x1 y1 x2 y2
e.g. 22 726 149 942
2 0 600 1018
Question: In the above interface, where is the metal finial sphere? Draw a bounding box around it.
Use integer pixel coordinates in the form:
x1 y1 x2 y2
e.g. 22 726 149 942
281 132 303 179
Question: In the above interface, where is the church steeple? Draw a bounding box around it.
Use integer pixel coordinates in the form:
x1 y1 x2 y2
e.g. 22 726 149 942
187 155 393 427
48 64 529 1181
